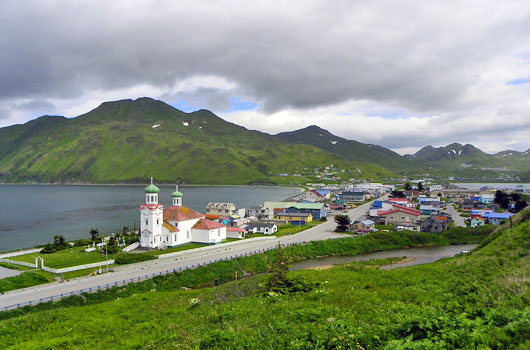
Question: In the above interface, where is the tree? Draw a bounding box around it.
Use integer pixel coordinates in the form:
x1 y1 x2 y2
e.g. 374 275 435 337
404 183 412 191
390 190 406 198
122 226 129 234
513 200 528 213
265 243 315 295
53 235 67 250
509 192 521 202
494 190 509 209
40 243 56 254
334 214 350 232
106 236 119 254
417 182 424 191
90 228 99 241
266 243 291 292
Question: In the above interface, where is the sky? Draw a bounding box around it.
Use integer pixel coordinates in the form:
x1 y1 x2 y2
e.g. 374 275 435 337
1 1 530 155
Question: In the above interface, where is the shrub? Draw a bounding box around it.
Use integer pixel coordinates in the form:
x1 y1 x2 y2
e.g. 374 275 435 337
74 239 92 247
40 244 56 254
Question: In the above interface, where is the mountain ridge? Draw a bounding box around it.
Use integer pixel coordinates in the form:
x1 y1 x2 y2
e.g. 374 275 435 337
2 97 530 183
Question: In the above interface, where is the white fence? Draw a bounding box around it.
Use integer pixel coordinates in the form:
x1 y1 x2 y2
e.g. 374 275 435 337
157 236 277 260
0 248 41 259
122 242 140 253
41 260 115 274
0 258 36 268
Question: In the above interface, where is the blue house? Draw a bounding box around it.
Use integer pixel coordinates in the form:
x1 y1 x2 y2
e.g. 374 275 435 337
482 212 513 225
420 204 438 215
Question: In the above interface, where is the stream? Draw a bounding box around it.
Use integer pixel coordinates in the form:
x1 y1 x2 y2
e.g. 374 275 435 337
291 244 478 271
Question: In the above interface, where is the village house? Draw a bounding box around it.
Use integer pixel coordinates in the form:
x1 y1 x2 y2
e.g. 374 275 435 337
226 227 246 239
274 212 313 225
350 219 375 232
263 201 327 220
377 206 421 225
244 222 278 235
419 204 439 215
206 202 237 216
248 206 273 220
140 182 226 249
482 212 513 225
341 191 366 202
470 217 485 228
420 214 451 233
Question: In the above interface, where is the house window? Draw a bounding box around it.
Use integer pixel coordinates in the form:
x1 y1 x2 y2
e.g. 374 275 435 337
401 217 405 220
187 231 190 239
145 219 148 225
389 216 394 219
218 230 220 237
157 219 159 225
166 237 168 242
174 234 176 240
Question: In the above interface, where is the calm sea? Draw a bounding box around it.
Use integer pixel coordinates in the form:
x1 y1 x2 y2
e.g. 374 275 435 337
0 184 301 252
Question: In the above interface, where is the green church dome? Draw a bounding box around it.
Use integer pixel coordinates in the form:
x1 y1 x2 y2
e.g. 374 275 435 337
171 190 183 197
144 183 160 193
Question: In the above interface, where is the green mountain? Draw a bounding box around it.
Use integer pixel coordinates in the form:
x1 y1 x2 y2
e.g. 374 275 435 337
275 125 414 171
405 143 530 178
0 97 395 185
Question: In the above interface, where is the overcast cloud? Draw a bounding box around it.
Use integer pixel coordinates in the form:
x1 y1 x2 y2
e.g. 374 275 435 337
1 0 530 153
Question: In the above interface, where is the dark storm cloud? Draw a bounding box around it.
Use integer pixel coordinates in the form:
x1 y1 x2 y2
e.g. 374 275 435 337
1 1 530 152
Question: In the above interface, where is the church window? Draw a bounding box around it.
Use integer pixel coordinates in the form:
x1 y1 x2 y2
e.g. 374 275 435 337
157 219 159 225
218 230 220 237
145 219 148 225
187 231 190 239
174 234 176 240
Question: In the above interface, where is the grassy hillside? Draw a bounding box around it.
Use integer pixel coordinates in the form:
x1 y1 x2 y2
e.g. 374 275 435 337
0 98 395 185
0 215 527 348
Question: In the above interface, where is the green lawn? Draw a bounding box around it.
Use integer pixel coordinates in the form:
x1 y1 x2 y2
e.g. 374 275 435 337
10 247 118 269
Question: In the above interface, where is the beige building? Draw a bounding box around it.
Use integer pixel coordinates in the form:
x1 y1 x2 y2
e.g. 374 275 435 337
206 202 237 216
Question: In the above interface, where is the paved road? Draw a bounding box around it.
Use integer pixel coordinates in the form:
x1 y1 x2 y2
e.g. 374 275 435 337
447 204 467 227
0 199 379 310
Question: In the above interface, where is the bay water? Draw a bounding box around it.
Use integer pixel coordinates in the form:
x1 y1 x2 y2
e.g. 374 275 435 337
0 184 301 252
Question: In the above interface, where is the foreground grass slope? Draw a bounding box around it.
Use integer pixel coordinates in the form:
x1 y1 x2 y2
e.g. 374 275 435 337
0 97 394 184
1 219 526 348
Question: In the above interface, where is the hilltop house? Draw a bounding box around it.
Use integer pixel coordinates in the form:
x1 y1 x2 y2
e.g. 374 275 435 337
140 183 226 249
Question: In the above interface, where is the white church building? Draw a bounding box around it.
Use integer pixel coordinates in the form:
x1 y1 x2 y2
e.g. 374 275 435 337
139 181 227 249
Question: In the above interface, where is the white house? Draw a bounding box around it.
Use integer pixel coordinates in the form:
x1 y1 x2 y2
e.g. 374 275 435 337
140 181 226 249
244 222 277 235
